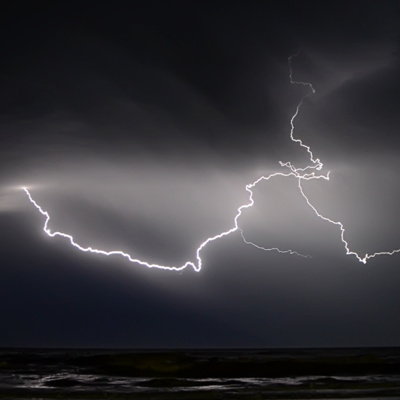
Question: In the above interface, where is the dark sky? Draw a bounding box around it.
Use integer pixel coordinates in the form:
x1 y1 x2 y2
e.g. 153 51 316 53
1 0 400 348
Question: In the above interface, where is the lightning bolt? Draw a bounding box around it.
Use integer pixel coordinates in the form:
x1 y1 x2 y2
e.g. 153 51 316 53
23 52 400 271
282 52 400 264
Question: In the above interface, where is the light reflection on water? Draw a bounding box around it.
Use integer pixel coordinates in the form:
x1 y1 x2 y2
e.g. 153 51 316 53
2 372 400 394
1 348 400 398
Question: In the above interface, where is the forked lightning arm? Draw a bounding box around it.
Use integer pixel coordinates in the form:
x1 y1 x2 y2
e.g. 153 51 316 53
23 54 400 270
22 170 303 272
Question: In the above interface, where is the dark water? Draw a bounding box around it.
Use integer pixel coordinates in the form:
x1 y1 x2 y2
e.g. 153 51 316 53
1 348 400 399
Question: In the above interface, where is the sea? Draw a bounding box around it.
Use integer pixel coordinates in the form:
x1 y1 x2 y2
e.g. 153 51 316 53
1 347 400 399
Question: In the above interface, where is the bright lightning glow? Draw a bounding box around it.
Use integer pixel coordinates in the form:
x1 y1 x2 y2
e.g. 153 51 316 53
23 186 231 272
23 53 400 271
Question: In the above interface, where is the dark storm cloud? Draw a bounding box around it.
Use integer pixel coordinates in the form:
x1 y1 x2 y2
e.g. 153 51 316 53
1 1 400 348
314 64 400 157
1 0 398 164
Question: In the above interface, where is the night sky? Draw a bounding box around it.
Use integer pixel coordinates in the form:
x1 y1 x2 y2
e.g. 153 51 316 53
1 0 400 348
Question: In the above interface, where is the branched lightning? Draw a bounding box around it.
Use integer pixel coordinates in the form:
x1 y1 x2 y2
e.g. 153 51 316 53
282 52 400 264
23 53 400 271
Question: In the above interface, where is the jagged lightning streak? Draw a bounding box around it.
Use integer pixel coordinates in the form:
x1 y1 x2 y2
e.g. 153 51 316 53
283 53 400 264
22 172 300 272
23 53 400 271
23 186 234 272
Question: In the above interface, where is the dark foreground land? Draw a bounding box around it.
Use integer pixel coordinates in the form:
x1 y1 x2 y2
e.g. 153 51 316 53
1 347 400 399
